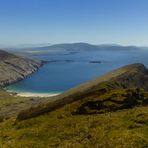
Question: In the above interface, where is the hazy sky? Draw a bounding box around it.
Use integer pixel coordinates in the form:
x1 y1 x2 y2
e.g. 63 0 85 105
0 0 148 46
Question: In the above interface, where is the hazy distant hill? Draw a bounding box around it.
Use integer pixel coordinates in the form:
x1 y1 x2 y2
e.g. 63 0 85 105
0 50 42 87
27 43 141 51
36 43 99 50
5 43 142 56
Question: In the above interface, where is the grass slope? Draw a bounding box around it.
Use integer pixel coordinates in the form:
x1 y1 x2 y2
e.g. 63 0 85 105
0 63 148 147
0 98 148 147
0 90 50 121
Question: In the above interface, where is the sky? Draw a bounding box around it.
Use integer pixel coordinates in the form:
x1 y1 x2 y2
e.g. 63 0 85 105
0 0 148 46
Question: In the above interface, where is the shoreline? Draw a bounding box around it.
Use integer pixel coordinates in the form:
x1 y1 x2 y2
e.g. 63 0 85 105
6 90 61 97
4 87 61 97
16 92 60 97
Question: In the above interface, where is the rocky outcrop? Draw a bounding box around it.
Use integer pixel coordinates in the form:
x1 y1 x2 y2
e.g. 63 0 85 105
0 50 42 87
17 63 148 120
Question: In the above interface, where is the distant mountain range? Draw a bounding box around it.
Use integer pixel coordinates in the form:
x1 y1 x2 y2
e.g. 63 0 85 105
3 42 148 50
23 43 142 51
3 43 147 57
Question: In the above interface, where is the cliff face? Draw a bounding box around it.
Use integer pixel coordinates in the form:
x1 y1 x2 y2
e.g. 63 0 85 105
0 50 42 87
17 63 148 120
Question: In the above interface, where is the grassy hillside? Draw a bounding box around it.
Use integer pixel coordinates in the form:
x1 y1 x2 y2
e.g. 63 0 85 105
0 88 148 147
0 90 51 121
0 63 148 147
0 93 148 147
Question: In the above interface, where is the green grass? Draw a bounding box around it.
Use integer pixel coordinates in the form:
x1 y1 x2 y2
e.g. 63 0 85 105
64 88 148 115
0 104 148 147
0 89 148 147
0 90 47 121
0 90 31 107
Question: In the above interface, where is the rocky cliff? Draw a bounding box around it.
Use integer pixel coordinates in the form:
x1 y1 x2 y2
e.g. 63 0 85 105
17 63 148 120
0 50 42 87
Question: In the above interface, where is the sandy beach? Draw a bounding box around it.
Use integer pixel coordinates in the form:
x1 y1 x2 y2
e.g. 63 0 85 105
15 92 60 97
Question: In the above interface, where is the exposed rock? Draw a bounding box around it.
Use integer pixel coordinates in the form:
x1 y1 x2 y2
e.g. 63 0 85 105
0 50 42 87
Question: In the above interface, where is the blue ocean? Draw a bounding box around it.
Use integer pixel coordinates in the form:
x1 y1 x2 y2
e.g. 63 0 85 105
6 47 148 94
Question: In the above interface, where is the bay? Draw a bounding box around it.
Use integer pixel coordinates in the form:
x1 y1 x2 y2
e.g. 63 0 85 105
6 47 148 94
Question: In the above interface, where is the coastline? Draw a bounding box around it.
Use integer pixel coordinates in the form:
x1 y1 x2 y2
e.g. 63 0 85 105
4 87 61 98
15 92 60 97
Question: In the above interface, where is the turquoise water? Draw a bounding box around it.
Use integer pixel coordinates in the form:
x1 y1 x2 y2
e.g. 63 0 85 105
6 48 148 94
